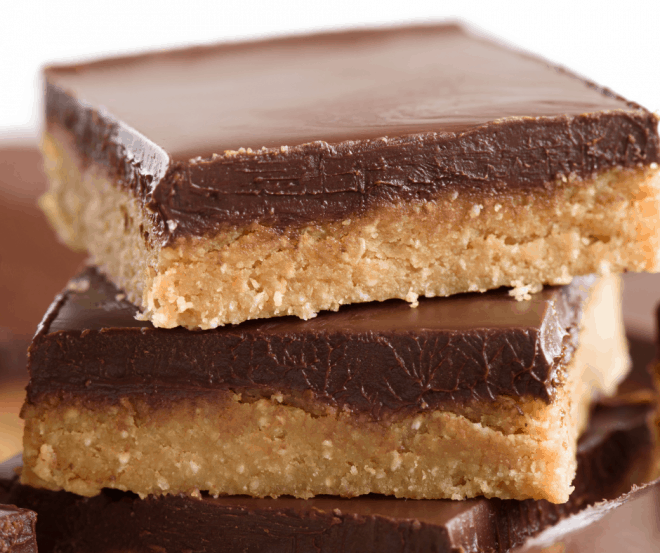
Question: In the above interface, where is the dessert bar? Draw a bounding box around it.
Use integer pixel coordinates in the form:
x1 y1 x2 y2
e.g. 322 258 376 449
40 24 660 329
21 268 628 502
7 391 659 553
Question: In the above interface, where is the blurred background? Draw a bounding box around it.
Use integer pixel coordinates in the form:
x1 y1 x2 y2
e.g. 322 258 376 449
1 0 659 458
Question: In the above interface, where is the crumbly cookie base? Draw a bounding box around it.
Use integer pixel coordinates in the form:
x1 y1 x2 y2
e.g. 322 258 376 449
21 389 579 503
21 286 628 504
41 128 660 329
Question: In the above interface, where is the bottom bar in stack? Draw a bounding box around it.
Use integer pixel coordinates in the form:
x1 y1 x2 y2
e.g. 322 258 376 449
3 390 658 553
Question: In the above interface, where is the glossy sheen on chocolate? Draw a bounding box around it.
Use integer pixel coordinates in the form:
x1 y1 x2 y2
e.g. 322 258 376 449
45 24 660 241
3 396 656 553
0 503 37 553
26 268 594 417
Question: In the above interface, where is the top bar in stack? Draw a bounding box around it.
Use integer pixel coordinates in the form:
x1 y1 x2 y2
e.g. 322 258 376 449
40 24 660 329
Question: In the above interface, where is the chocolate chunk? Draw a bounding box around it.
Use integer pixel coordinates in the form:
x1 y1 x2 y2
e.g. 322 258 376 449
27 268 595 417
45 24 660 241
3 390 656 553
0 503 37 553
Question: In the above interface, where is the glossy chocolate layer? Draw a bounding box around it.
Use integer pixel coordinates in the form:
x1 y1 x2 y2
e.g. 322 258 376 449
45 24 660 241
0 503 37 553
26 268 594 417
3 393 656 553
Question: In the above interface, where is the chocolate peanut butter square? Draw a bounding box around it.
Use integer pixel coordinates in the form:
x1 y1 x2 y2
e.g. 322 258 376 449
20 268 629 503
39 24 660 329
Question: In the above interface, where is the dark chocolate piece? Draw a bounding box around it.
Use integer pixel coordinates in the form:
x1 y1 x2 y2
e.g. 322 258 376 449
3 392 656 553
27 268 594 417
512 482 660 553
45 24 660 242
0 503 37 553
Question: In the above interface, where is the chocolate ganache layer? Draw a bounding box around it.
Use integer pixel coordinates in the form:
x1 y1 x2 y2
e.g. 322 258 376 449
45 24 660 242
3 394 657 553
26 268 594 417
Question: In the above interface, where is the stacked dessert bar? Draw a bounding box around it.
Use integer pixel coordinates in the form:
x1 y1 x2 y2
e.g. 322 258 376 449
10 24 660 551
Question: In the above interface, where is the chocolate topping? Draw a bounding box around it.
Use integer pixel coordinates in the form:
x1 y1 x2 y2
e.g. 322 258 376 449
26 268 594 418
45 24 660 242
3 392 656 553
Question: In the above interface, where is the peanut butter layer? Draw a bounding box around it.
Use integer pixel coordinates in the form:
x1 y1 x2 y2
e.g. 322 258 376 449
7 392 659 553
19 378 585 502
21 274 629 502
40 24 660 329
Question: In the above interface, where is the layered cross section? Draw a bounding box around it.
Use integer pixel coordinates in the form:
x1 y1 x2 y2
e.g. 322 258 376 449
39 25 660 329
21 269 628 502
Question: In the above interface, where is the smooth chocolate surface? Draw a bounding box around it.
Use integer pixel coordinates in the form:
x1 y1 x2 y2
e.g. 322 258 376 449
45 24 660 241
0 503 37 553
26 268 594 417
3 393 656 553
